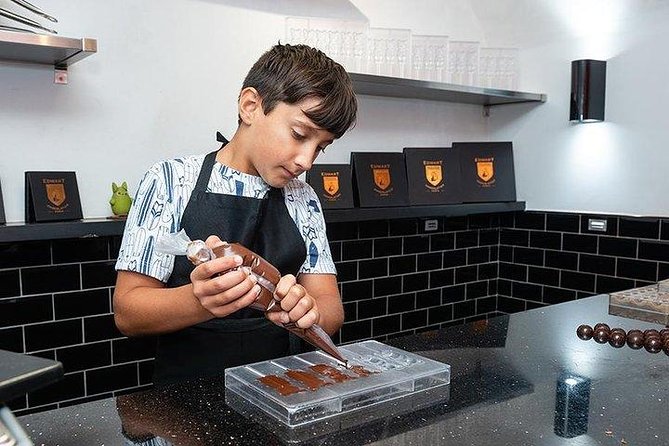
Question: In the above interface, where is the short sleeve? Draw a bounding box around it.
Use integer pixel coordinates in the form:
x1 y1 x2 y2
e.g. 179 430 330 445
114 163 179 283
285 181 337 275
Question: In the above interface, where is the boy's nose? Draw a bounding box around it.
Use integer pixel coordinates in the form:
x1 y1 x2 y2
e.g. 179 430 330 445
294 153 314 172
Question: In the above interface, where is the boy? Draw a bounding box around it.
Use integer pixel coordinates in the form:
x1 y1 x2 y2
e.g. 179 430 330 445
113 44 357 385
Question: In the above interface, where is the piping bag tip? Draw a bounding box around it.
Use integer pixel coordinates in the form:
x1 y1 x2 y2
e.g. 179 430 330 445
284 323 348 365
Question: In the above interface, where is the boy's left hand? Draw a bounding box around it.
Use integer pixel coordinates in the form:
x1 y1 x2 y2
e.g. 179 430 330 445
266 274 319 329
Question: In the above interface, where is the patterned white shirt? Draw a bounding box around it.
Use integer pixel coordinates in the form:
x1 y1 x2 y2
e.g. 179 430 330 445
115 153 336 283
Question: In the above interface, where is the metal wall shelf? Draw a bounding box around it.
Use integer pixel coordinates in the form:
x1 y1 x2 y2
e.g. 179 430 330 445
0 30 97 67
349 73 546 106
0 202 524 243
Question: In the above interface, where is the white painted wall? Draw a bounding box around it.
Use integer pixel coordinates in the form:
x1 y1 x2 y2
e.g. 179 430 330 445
482 0 669 216
4 0 667 221
0 0 488 222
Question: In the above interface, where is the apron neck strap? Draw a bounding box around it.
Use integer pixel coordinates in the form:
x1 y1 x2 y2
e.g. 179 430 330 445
194 150 219 192
196 144 283 199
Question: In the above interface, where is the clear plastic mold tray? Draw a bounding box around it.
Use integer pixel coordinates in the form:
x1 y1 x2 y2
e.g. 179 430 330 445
224 340 451 427
609 282 669 325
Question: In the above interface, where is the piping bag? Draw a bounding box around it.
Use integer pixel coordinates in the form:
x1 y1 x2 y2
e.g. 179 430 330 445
156 230 348 366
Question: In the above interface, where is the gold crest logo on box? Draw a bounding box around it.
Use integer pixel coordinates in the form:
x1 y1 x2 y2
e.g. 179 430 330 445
475 157 496 187
321 172 341 200
371 164 393 196
43 178 69 211
423 160 444 192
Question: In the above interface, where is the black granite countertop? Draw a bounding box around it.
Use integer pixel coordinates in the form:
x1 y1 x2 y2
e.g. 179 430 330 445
19 295 669 445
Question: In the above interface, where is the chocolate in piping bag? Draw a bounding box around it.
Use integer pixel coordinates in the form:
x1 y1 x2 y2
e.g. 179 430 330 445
187 241 348 365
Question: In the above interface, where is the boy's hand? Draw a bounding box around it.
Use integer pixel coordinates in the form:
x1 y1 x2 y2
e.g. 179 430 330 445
189 236 261 318
266 274 320 329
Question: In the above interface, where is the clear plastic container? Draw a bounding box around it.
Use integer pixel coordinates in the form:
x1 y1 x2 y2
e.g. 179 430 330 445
411 34 449 82
225 340 451 428
448 40 480 86
478 47 519 90
366 28 412 78
285 17 368 73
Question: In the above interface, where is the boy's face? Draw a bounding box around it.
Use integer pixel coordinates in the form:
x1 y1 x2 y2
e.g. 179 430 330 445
249 97 335 188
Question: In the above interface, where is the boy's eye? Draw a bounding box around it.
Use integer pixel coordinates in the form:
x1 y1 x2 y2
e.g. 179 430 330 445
292 130 305 140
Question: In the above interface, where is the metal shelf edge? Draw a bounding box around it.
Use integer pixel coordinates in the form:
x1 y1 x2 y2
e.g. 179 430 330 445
0 30 97 67
349 72 546 105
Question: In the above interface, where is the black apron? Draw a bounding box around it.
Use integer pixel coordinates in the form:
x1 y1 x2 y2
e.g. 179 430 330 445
153 148 307 386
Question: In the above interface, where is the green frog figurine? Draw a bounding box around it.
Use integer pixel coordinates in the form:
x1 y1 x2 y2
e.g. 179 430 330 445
109 182 133 217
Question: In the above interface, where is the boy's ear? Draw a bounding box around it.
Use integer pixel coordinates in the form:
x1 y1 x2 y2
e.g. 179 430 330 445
238 87 262 125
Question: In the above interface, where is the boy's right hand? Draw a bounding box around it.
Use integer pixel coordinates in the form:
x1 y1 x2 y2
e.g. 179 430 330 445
189 236 262 318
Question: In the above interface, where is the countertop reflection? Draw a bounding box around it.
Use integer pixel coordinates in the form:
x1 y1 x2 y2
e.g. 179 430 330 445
20 295 669 445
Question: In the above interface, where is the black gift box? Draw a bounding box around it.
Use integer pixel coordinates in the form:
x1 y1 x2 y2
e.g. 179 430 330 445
306 164 354 209
453 141 516 203
25 171 83 223
403 147 462 205
351 152 409 207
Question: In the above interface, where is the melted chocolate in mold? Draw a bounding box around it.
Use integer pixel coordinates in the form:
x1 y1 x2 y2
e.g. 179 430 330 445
259 364 379 396
349 365 378 377
258 375 304 396
310 364 356 383
285 370 331 391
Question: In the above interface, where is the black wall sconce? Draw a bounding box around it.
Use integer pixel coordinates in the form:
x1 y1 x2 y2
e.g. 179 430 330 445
570 59 607 123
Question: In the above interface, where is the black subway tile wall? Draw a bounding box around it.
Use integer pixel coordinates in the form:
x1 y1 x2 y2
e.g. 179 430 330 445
1 236 153 416
497 211 669 313
330 216 500 348
4 210 669 414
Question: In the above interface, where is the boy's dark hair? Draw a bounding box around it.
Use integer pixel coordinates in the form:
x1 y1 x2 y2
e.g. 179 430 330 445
241 43 357 139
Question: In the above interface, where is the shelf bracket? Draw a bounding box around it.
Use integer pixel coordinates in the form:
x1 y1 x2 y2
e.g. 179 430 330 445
54 65 68 85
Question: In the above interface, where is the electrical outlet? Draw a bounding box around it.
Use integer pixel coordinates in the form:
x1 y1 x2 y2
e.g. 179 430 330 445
424 219 439 232
588 218 607 232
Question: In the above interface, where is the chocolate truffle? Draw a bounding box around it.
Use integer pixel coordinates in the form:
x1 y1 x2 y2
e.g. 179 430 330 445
594 323 611 333
660 328 669 341
610 328 626 337
627 331 645 349
594 328 610 344
644 329 661 339
576 324 594 341
609 331 626 348
644 336 663 354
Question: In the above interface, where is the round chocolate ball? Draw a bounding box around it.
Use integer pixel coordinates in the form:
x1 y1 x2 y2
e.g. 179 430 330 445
594 328 610 344
610 327 626 337
644 329 661 339
644 336 663 353
627 332 645 349
594 323 611 333
609 331 626 348
576 324 594 341
660 328 669 340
